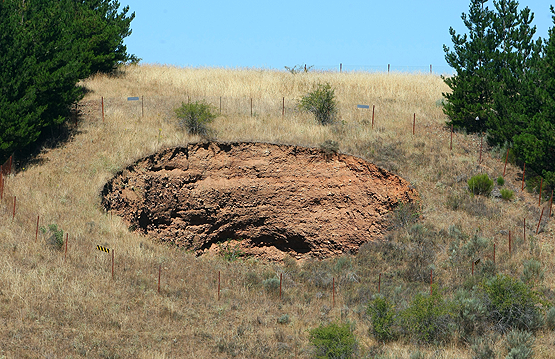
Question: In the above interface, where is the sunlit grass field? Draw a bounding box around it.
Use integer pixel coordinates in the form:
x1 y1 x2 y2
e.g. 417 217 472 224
0 64 553 358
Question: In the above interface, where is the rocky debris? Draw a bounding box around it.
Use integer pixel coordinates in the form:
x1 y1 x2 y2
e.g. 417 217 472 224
101 142 419 260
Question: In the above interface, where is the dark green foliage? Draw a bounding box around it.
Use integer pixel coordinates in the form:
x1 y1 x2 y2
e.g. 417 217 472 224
367 295 396 342
497 176 505 186
481 274 544 333
299 83 338 125
308 322 358 359
468 173 494 196
400 285 454 344
175 101 217 137
443 0 555 187
0 0 136 161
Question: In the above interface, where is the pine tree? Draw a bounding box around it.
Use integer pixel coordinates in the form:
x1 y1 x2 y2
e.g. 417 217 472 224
0 0 136 162
487 0 541 147
443 0 498 133
513 6 555 186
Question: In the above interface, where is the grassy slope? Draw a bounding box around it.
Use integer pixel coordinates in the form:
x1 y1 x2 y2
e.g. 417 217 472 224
0 65 553 358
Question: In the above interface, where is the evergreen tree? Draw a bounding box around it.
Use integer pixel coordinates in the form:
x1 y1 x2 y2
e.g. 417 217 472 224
0 0 136 162
513 6 555 186
487 0 541 147
443 0 498 133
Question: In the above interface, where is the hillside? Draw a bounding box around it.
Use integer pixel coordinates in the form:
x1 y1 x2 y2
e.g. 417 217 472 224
0 65 553 358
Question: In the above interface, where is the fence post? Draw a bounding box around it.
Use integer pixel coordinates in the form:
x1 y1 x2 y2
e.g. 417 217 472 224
378 273 381 294
101 97 104 122
503 148 509 176
522 163 526 190
537 208 544 234
412 113 415 135
112 249 115 280
430 64 432 74
539 178 543 206
340 63 342 73
372 105 375 129
478 134 483 164
282 97 285 117
35 215 40 242
12 196 16 220
388 64 390 73
218 270 221 301
250 98 253 116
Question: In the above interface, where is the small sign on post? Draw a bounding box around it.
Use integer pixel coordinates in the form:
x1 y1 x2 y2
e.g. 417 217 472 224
357 104 370 109
127 97 140 101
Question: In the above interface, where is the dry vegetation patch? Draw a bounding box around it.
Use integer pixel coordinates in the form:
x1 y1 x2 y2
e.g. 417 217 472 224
0 65 553 358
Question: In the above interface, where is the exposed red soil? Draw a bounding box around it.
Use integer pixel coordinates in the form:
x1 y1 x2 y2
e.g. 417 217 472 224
101 142 418 260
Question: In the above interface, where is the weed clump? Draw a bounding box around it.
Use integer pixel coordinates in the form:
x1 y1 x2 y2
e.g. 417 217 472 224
40 224 64 251
175 100 217 137
309 321 358 359
367 295 396 342
299 82 338 125
468 174 494 196
501 188 514 201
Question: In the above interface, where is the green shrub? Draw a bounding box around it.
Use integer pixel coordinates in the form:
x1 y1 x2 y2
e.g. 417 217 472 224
501 188 514 201
505 330 535 359
299 82 338 125
481 274 544 333
400 285 454 344
320 140 340 159
468 173 494 196
175 100 217 136
40 224 64 251
309 322 358 359
497 176 506 186
367 295 396 342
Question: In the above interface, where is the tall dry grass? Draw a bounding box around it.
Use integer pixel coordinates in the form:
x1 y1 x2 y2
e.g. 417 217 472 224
0 64 553 358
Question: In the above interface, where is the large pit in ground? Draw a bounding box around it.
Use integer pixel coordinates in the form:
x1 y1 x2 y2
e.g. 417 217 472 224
101 142 418 260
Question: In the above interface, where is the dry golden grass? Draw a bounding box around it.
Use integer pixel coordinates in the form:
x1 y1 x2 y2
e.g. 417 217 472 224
0 64 553 358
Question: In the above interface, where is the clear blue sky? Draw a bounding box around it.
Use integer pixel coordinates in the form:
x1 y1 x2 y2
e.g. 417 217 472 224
123 1 554 74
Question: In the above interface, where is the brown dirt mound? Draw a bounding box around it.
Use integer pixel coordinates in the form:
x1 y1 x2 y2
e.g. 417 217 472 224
101 142 418 260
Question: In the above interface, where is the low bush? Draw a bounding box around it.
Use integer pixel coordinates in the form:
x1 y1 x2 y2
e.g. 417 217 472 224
367 295 397 342
40 224 64 251
497 176 505 186
400 285 454 344
309 322 358 359
299 82 338 125
481 274 544 333
262 277 280 294
468 173 494 196
175 100 217 136
501 188 514 201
